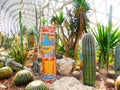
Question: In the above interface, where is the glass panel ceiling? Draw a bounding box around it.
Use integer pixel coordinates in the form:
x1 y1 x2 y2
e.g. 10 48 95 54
0 0 120 36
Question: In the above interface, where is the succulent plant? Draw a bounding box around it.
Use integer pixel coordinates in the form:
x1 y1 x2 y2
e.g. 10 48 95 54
82 33 96 86
25 80 48 90
0 66 13 80
7 60 23 71
14 70 33 86
37 57 42 63
31 61 40 74
114 44 120 71
0 61 5 68
116 76 120 90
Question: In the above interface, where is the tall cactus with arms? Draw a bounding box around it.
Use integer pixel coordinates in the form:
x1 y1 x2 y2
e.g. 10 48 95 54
82 33 96 86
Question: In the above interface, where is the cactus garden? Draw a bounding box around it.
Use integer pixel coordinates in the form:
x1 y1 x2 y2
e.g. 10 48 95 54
1 0 120 90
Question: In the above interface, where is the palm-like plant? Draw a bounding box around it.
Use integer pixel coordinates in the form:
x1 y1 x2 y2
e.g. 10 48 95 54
51 11 67 54
73 0 90 59
92 24 120 68
51 0 90 59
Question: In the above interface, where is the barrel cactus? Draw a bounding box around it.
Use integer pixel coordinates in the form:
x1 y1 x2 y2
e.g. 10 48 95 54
25 80 48 90
82 33 96 86
116 76 120 90
114 44 120 71
14 70 33 86
0 66 13 80
0 61 5 68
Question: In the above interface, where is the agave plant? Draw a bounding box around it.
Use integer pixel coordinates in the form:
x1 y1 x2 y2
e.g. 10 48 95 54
92 24 120 69
92 5 120 69
41 17 47 26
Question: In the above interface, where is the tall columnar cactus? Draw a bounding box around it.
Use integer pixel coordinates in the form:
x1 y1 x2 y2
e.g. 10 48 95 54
82 33 96 86
114 44 120 71
19 11 24 69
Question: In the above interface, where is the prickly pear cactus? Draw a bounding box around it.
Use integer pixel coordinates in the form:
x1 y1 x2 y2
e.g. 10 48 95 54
0 66 13 80
25 80 48 90
14 70 33 86
82 33 96 86
114 44 120 71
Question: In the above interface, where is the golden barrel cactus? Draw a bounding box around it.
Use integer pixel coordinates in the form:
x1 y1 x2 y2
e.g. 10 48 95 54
25 80 48 90
14 70 33 86
0 66 13 80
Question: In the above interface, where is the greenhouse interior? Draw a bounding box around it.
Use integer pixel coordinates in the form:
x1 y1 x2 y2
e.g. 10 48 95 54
0 0 120 90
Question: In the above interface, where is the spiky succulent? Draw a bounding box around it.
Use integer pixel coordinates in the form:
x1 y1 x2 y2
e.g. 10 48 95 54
14 70 33 86
25 80 48 90
116 76 120 90
0 66 13 80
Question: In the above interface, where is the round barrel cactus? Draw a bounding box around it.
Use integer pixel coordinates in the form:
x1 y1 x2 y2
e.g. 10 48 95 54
25 80 48 90
0 66 13 80
116 76 120 90
14 70 33 86
0 61 5 68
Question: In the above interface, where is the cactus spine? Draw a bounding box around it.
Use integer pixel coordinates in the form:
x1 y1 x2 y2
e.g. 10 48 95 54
82 33 96 86
114 44 120 71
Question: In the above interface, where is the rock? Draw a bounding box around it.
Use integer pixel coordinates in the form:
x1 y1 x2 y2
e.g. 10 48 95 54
49 77 95 90
74 66 80 71
56 53 63 59
0 84 7 89
96 66 99 72
96 72 100 79
106 78 115 87
72 71 81 79
57 58 75 75
107 71 117 79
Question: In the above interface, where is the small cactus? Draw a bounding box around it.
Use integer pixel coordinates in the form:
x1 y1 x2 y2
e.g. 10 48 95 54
82 33 96 86
14 70 33 86
116 76 120 90
31 61 40 74
25 80 48 90
0 66 13 80
114 44 120 71
0 61 5 68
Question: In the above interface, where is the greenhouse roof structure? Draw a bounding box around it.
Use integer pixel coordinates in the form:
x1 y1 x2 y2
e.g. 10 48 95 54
0 0 120 36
